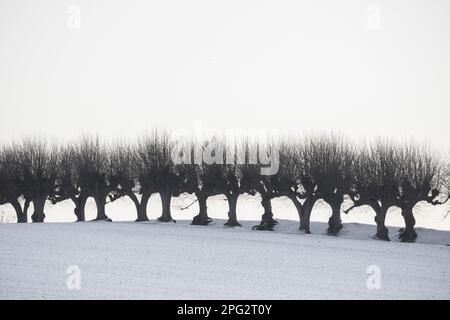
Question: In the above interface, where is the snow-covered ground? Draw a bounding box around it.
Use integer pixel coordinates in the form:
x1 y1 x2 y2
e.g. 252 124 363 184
1 193 450 232
0 195 449 299
0 221 449 299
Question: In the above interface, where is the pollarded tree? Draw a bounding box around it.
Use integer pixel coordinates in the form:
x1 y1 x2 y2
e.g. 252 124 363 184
186 137 242 227
132 137 157 221
187 164 221 226
272 138 320 234
12 139 59 223
240 160 277 230
345 140 401 241
71 136 112 221
179 136 261 228
135 130 184 223
50 145 89 221
0 146 30 222
233 138 279 231
174 138 214 226
250 138 294 231
108 142 145 221
249 138 284 231
306 135 355 235
179 163 212 226
207 137 243 227
221 163 242 227
394 143 446 242
188 163 240 226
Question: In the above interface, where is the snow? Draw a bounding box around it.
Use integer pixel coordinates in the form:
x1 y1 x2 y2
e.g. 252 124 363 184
1 194 450 231
0 217 449 299
0 195 449 299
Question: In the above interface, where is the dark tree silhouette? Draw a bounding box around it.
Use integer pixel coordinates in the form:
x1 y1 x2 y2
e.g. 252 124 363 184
179 163 213 226
240 164 275 231
50 146 89 221
135 131 183 223
255 182 278 229
186 137 242 227
132 137 157 222
108 142 144 221
222 165 242 227
272 139 320 234
0 146 29 222
207 138 242 227
12 139 58 223
1 130 449 244
345 140 401 240
175 139 216 226
71 136 112 221
188 163 221 226
306 135 355 235
394 143 445 242
249 139 281 231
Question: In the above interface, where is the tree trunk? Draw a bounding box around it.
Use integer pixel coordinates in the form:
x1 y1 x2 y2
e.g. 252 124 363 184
192 193 211 225
300 198 315 234
94 196 109 221
225 194 241 227
289 195 315 233
31 196 46 223
290 195 303 226
74 194 88 222
327 202 343 235
374 205 389 241
135 192 150 222
261 196 277 227
24 199 30 222
11 199 27 223
158 192 175 222
399 206 417 242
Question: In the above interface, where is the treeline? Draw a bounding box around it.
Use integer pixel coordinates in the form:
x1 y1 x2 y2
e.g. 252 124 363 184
0 132 448 242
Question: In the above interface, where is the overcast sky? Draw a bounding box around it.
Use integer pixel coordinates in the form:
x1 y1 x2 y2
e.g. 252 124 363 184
0 0 449 149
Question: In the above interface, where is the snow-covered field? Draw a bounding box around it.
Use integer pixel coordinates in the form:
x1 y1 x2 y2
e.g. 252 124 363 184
0 196 449 299
0 221 449 299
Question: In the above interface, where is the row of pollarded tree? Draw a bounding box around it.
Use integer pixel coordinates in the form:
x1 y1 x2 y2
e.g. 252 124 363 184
0 132 448 242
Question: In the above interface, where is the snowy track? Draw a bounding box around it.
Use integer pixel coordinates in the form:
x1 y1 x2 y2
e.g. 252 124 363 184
0 220 449 299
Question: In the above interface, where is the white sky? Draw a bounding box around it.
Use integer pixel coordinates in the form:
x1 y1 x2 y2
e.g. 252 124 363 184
0 0 449 150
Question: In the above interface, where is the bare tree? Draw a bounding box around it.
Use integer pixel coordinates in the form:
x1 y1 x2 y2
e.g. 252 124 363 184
272 138 320 234
0 146 29 222
306 135 355 235
207 138 242 227
178 163 212 226
135 130 183 223
243 139 280 231
71 136 112 221
12 139 59 223
188 163 221 226
240 161 275 230
1 130 448 245
108 142 143 221
187 164 235 226
394 143 446 242
49 145 89 221
187 137 242 226
132 137 157 222
345 140 401 240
